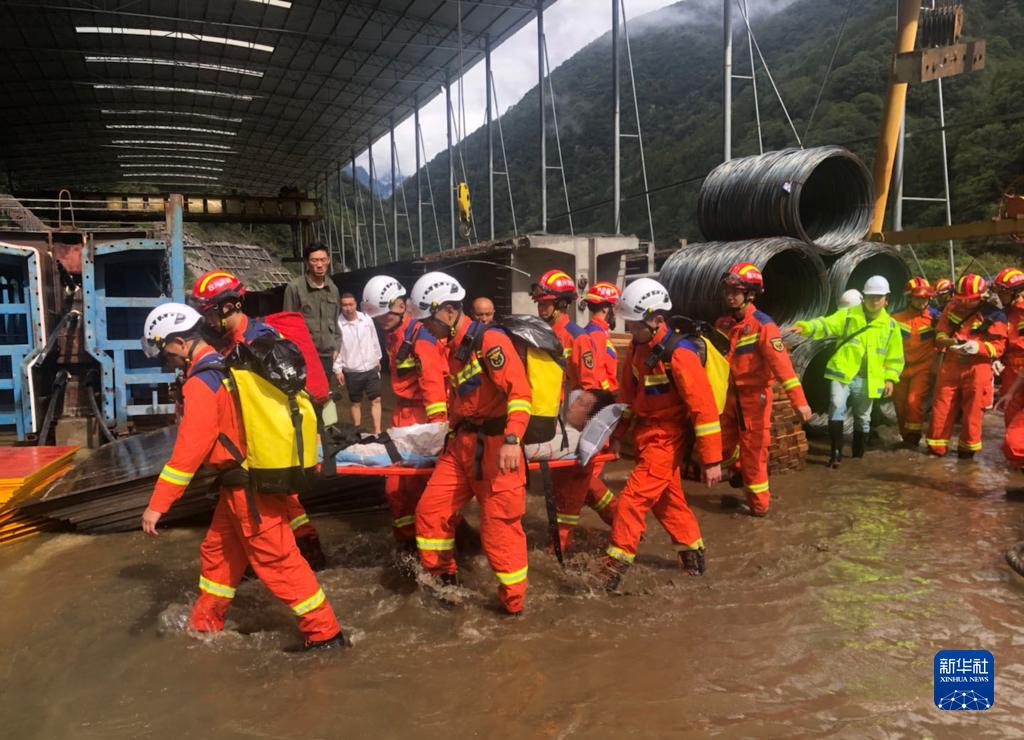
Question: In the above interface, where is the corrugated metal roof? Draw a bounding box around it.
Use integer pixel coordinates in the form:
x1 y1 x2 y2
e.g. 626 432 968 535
1 0 552 195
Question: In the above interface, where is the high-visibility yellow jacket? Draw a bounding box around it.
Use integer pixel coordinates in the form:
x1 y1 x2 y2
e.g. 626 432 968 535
795 305 904 399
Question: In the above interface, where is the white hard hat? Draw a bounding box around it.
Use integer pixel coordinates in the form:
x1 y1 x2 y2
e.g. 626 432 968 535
862 275 890 296
409 271 467 320
141 302 202 358
616 277 672 322
362 274 407 318
838 289 863 308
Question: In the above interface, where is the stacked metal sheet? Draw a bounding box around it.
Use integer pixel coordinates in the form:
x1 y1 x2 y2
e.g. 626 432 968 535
17 428 385 534
0 445 78 544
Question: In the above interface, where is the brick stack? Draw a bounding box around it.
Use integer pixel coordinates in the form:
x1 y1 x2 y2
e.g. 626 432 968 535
767 382 808 473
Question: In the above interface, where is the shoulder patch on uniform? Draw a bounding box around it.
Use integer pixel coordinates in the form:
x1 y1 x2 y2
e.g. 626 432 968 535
770 336 785 352
753 310 776 326
582 350 595 369
485 345 506 369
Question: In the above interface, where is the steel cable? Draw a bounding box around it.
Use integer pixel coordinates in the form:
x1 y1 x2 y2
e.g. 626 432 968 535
697 146 873 254
657 238 829 326
827 242 911 312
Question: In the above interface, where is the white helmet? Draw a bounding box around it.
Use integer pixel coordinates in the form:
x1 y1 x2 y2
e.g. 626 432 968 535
838 288 863 308
862 275 890 296
617 277 672 322
141 302 202 358
362 274 407 318
409 271 466 319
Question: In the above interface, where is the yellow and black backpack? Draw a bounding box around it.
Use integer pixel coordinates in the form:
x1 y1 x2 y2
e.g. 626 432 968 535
216 334 318 496
645 316 729 414
456 315 566 444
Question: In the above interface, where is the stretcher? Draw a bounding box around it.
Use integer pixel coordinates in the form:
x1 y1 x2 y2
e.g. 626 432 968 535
328 452 617 477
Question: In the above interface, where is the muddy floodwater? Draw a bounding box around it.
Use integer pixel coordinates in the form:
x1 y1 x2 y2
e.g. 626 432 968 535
3 419 1024 738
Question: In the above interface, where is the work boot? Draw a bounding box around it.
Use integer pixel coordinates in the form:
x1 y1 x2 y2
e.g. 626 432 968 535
728 468 744 489
958 450 976 460
902 432 922 449
678 547 706 576
852 430 866 459
599 556 630 592
296 534 328 572
827 420 844 468
285 630 351 653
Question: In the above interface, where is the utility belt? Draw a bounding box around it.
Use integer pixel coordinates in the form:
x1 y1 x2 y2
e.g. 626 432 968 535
454 417 507 480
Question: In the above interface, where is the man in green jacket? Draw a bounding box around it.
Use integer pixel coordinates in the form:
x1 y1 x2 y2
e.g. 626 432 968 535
787 276 905 467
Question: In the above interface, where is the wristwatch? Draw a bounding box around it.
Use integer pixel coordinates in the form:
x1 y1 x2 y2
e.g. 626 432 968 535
504 434 520 445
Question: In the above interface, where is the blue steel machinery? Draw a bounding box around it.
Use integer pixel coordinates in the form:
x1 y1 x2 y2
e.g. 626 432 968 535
0 195 185 445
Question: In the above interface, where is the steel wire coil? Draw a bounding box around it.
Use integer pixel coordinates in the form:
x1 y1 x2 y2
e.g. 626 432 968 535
658 238 829 325
827 241 911 312
698 146 874 254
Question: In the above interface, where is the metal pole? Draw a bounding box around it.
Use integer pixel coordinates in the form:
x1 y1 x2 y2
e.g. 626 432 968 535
390 116 398 261
937 77 955 281
612 0 621 234
893 115 906 231
415 97 423 256
445 73 455 249
723 0 732 162
368 134 377 265
538 0 547 233
323 173 333 258
352 147 360 269
869 0 921 233
485 34 495 241
337 161 346 271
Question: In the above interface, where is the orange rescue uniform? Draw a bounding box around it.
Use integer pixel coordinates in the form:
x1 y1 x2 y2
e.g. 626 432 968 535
606 325 722 565
221 314 319 542
714 304 807 515
550 313 616 550
383 314 449 541
415 316 532 613
149 346 339 642
891 304 939 441
927 303 1007 455
1001 298 1024 427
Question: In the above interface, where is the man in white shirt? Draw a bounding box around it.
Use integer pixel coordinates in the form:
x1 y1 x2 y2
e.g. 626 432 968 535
333 292 383 434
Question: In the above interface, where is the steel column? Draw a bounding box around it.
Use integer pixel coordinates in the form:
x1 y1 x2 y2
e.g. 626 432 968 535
368 134 377 264
446 73 455 249
485 34 495 241
390 117 398 260
538 0 547 233
337 161 346 271
352 147 361 269
415 98 423 256
937 77 955 281
723 0 732 162
612 0 621 233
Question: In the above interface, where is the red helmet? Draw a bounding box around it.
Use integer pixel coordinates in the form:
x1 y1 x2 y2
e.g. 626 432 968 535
904 276 934 298
722 261 764 293
994 267 1024 292
933 278 954 296
955 273 987 300
193 270 245 312
583 281 621 306
531 269 577 302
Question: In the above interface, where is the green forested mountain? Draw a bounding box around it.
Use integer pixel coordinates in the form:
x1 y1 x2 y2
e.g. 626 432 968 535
394 0 1024 256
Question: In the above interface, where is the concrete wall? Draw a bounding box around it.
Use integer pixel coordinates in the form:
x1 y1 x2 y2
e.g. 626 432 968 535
507 233 639 318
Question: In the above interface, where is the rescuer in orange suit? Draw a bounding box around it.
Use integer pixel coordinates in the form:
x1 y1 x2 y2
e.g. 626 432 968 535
992 268 1024 427
531 270 617 551
600 278 722 591
191 270 326 571
891 277 941 447
714 262 811 517
574 281 621 394
139 303 345 651
933 278 954 311
927 274 1008 458
361 274 449 545
410 271 533 615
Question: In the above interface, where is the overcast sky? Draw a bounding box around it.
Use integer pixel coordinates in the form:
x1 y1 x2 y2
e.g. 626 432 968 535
357 0 681 181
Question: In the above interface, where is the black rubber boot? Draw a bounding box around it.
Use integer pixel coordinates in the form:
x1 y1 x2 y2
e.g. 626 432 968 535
285 630 351 653
600 556 630 592
958 450 976 460
902 432 921 449
828 420 844 468
852 429 866 459
679 547 706 576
